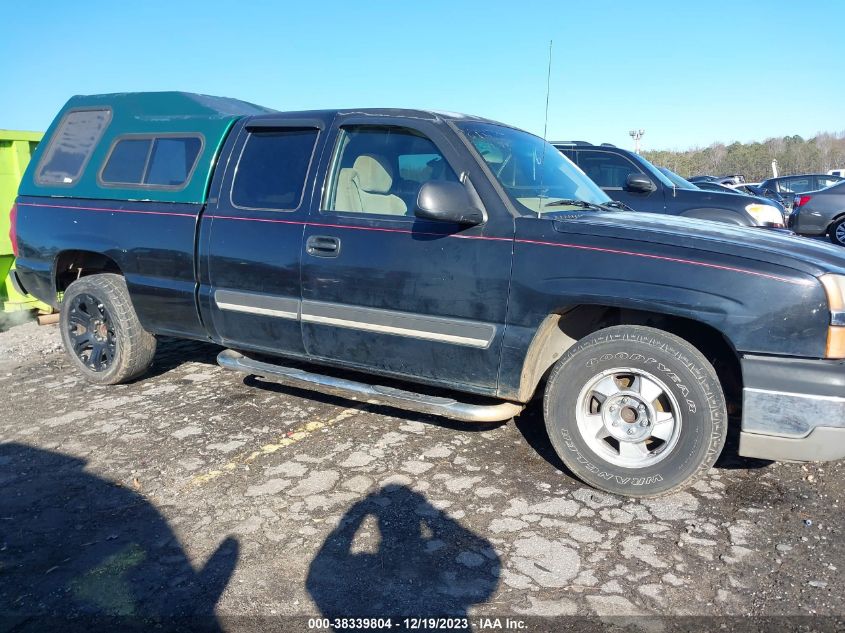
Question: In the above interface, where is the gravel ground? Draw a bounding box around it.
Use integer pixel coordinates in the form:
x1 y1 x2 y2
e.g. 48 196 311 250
0 319 843 632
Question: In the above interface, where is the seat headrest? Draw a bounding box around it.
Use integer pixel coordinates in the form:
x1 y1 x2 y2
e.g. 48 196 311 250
353 154 393 194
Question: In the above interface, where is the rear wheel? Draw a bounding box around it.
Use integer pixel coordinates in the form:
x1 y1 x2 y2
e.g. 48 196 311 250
60 273 156 385
829 217 845 246
543 325 727 497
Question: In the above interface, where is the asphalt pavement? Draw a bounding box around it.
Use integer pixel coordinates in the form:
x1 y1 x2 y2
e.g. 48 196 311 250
0 321 842 632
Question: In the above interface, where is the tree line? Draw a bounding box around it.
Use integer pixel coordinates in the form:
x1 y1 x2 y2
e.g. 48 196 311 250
642 131 845 182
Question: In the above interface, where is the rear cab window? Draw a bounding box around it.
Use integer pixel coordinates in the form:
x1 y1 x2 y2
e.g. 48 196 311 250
35 108 112 186
230 127 320 210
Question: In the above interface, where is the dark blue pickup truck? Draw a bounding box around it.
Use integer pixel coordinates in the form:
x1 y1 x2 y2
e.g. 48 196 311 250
10 92 845 497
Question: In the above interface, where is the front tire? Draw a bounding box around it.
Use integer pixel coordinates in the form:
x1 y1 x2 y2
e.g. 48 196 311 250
543 325 727 497
60 273 157 385
829 217 845 246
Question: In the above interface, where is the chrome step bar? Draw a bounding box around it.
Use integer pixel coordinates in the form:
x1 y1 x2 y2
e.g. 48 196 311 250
217 349 524 423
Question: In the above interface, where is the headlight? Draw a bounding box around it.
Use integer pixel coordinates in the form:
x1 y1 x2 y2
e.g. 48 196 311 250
745 203 784 227
820 274 845 358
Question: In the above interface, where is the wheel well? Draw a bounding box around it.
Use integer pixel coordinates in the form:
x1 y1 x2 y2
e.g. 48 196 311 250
519 306 742 414
54 250 122 293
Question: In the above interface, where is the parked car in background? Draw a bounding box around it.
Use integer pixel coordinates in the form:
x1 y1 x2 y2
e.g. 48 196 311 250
554 142 785 227
688 175 718 184
789 180 845 246
694 180 742 194
731 182 787 209
689 175 744 186
760 174 845 211
829 169 845 178
658 169 788 217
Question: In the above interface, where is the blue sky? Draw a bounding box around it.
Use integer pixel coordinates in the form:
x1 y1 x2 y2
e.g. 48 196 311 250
2 0 843 151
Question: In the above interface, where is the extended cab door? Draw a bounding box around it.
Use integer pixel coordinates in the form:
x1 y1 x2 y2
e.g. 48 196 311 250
197 116 328 355
575 149 666 213
299 116 514 393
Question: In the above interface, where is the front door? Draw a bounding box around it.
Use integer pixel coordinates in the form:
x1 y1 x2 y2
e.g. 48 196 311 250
300 118 514 392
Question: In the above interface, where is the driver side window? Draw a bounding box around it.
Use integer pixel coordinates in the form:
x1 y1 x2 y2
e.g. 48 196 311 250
323 125 458 217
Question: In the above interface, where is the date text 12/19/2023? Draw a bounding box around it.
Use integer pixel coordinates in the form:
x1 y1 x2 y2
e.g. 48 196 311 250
307 617 529 630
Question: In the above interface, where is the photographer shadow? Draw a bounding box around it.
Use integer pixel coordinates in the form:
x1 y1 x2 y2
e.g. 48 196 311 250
0 443 238 632
306 485 500 632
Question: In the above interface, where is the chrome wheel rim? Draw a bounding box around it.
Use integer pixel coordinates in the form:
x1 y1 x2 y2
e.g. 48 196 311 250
66 293 116 372
835 223 845 245
575 368 682 469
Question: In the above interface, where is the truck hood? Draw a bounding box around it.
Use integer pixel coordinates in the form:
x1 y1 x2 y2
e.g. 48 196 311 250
671 186 775 211
548 210 845 277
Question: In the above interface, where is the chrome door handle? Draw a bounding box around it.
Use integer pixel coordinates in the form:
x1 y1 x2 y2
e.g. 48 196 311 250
306 235 341 258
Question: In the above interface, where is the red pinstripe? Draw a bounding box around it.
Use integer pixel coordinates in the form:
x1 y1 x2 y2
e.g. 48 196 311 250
19 202 807 285
19 201 196 219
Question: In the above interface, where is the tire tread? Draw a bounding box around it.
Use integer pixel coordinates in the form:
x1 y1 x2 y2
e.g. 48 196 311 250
60 273 156 385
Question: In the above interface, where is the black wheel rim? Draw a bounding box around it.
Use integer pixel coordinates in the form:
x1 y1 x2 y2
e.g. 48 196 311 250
66 293 117 372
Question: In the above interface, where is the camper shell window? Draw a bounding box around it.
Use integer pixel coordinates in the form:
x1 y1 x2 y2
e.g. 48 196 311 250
98 134 203 190
35 108 112 186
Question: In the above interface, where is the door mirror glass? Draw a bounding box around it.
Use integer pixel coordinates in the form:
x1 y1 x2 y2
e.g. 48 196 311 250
625 173 657 193
415 181 483 225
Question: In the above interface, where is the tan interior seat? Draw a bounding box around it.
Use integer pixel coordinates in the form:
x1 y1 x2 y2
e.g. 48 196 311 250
334 168 360 212
333 154 406 215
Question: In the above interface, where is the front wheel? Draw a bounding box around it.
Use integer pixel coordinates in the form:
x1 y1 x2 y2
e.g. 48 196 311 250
829 217 845 246
60 273 157 385
543 325 727 497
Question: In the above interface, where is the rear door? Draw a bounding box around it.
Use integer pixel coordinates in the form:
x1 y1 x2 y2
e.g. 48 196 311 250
575 149 666 212
299 116 514 392
198 116 327 355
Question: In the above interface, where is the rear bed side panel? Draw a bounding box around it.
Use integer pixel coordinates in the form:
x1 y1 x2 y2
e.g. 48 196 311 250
14 196 206 339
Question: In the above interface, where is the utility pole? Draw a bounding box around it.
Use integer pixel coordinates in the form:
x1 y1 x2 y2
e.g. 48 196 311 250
629 129 645 154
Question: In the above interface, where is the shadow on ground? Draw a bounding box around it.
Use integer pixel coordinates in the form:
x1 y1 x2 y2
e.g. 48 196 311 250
0 443 238 632
140 337 222 380
307 485 500 632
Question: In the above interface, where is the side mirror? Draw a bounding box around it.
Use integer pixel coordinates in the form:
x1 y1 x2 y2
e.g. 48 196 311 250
415 181 484 225
625 173 657 193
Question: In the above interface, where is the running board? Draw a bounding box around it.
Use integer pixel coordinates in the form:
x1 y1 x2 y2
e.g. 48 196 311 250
217 349 523 423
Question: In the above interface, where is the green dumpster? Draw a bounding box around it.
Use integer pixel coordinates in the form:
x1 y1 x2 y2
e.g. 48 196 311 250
0 129 51 313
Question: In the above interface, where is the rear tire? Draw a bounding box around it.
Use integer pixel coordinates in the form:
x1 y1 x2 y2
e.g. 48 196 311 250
60 273 156 385
829 217 845 246
543 325 727 497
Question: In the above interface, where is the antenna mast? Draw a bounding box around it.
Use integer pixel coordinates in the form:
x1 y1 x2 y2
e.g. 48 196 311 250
542 40 553 144
536 40 553 210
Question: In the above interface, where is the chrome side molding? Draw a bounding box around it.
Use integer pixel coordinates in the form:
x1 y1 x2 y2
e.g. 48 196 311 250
216 349 523 423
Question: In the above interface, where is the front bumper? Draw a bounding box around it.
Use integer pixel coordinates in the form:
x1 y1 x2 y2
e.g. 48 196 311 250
738 355 845 461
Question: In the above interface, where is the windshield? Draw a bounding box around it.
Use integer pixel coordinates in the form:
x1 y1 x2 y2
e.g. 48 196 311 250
457 122 611 214
657 166 699 190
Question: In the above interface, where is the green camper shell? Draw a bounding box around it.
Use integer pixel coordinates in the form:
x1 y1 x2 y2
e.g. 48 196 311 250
18 92 274 204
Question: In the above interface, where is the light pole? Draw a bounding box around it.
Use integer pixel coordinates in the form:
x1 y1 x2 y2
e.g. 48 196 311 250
629 129 645 154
